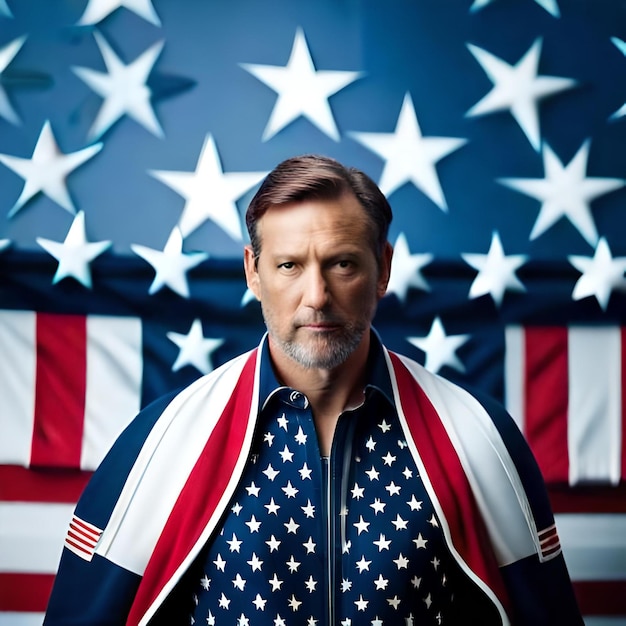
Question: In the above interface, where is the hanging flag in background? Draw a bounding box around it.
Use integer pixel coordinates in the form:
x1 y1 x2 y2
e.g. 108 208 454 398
1 0 626 624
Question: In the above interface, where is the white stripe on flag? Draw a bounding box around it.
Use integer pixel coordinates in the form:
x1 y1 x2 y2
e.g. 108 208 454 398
0 311 36 466
504 325 524 432
0 502 74 573
567 327 622 485
556 513 626 581
81 315 142 470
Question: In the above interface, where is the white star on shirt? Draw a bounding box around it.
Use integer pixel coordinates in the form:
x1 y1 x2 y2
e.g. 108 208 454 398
355 595 369 611
262 464 280 481
466 38 576 151
284 518 300 534
226 533 242 553
286 556 301 573
470 0 560 18
365 466 380 481
232 573 246 591
299 463 312 480
413 533 428 549
378 420 391 433
341 578 352 592
370 498 386 515
248 553 264 572
246 482 261 497
213 554 226 571
385 482 401 496
356 556 372 572
382 452 396 466
150 134 267 240
351 484 365 500
0 120 102 218
498 141 625 246
408 317 469 374
288 595 302 611
303 536 316 553
393 554 410 569
304 575 317 592
0 35 26 125
166 318 224 374
392 515 408 531
462 231 527 306
245 515 261 533
279 444 294 462
131 227 208 298
569 237 626 310
386 232 433 302
269 574 283 591
387 596 402 610
374 575 389 590
240 27 361 141
407 496 423 511
76 0 161 25
274 616 286 626
282 482 298 498
266 535 281 552
73 32 164 139
365 437 376 452
353 516 370 535
302 500 315 518
218 593 230 609
294 426 307 445
36 211 111 288
350 92 466 209
373 534 391 551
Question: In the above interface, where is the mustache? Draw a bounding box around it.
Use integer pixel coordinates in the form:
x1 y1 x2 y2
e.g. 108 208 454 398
293 314 346 327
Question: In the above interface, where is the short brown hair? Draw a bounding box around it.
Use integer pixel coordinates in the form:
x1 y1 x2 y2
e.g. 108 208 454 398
245 154 392 262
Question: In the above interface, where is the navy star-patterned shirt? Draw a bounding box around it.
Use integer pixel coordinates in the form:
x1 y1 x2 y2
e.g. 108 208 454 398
188 335 497 625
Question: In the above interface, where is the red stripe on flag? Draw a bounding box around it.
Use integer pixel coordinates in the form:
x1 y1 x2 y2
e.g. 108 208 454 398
0 572 54 612
574 580 626 616
0 465 91 503
549 484 626 514
31 313 87 469
524 327 569 483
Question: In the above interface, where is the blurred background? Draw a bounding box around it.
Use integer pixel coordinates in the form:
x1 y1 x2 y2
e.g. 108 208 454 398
0 0 625 623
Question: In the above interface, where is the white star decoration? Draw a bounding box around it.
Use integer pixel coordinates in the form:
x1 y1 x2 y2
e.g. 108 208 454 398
498 141 625 246
36 211 111 288
72 32 164 140
609 37 626 120
349 92 467 210
470 0 560 17
0 0 12 17
167 318 224 374
0 35 26 125
240 27 362 141
76 0 161 26
461 231 527 306
466 38 576 151
150 134 267 241
407 317 469 374
385 232 433 302
0 120 103 218
568 237 626 310
131 227 208 298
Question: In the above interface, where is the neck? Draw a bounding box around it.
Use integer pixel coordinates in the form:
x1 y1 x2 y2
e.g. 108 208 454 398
268 334 371 455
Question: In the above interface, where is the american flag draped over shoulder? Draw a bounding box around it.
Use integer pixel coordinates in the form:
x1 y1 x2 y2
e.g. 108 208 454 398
0 0 625 624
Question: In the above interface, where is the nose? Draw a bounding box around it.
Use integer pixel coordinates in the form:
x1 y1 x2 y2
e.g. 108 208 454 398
302 266 330 309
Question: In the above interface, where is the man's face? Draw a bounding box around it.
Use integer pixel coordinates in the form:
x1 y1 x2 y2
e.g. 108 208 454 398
244 193 392 370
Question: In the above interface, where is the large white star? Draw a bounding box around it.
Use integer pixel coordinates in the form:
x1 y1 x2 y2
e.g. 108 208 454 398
568 237 626 310
131 227 208 298
470 0 560 17
0 120 102 218
36 211 111 288
407 317 469 374
150 134 267 241
610 37 626 120
466 38 576 151
240 27 362 141
385 232 433 303
76 0 161 26
461 231 527 306
0 35 26 125
349 92 467 210
498 141 625 246
73 32 164 140
167 318 224 374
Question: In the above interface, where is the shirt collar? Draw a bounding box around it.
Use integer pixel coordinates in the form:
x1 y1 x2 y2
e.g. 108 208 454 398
257 329 396 412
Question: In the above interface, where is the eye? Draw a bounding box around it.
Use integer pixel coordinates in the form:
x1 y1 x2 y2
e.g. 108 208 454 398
278 261 295 270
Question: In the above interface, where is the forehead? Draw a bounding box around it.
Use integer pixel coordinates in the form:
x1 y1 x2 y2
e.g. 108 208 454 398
257 193 373 245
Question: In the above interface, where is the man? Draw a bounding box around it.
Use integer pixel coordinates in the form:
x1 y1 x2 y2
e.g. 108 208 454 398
45 155 583 625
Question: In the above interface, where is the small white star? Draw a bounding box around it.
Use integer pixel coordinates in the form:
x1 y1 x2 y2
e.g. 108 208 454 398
218 592 230 609
277 414 289 430
301 500 315 518
387 596 402 610
240 27 361 141
370 498 386 515
402 467 413 480
73 32 164 139
237 614 249 626
264 432 275 447
166 318 224 374
246 482 260 497
393 553 410 569
350 92 467 209
36 211 111 288
282 481 298 498
382 452 396 466
466 38 576 151
269 574 283 591
232 573 246 591
131 227 208 298
279 444 294 462
76 0 161 25
207 610 215 625
284 518 300 534
386 232 433 302
355 556 372 572
378 420 392 433
294 426 307 444
262 464 280 481
253 593 267 610
213 554 226 571
248 553 263 572
462 231 527 306
354 595 369 611
0 120 102 218
245 515 261 533
374 575 389 590
304 575 317 592
351 483 365 500
200 575 210 591
286 556 301 573
341 578 352 592
353 515 370 535
266 535 281 552
274 615 286 626
365 466 380 481
392 514 408 531
385 482 401 496
428 514 439 527
299 463 312 480
0 35 26 125
303 536 316 554
424 593 432 609
365 437 376 452
150 134 266 240
413 533 428 549
373 533 391 551
287 594 302 611
499 141 625 246
408 317 469 374
226 533 242 553
569 237 626 310
231 502 242 515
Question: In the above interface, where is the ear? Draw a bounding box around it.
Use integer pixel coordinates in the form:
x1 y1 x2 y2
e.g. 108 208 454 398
377 241 393 299
243 245 261 301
